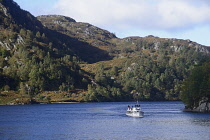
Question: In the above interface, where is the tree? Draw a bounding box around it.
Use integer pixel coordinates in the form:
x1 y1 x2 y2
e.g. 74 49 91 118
19 82 26 94
110 66 119 76
180 61 210 108
4 85 10 91
36 31 41 38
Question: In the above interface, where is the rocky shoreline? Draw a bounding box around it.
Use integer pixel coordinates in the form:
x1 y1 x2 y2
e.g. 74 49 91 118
183 98 210 113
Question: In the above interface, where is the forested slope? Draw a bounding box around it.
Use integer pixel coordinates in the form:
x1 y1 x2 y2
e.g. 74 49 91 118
181 61 210 112
0 0 89 104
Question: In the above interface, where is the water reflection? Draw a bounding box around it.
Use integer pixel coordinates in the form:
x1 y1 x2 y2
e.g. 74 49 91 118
191 118 210 126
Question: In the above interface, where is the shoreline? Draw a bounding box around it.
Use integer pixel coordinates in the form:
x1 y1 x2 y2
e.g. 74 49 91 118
0 101 80 106
52 101 80 104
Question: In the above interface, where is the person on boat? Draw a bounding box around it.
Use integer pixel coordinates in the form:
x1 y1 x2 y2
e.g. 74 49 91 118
128 105 131 110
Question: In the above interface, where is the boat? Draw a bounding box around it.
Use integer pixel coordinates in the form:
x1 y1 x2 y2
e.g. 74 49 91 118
126 101 144 117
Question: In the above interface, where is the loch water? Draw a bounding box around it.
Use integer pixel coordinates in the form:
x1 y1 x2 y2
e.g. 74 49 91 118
0 102 210 140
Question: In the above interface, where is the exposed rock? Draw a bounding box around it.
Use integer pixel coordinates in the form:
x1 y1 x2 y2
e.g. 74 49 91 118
184 97 210 113
154 42 160 50
91 80 97 86
0 35 24 51
0 3 9 16
195 44 210 54
17 35 25 44
37 15 76 23
127 67 132 72
0 41 11 50
4 57 8 61
170 45 184 52
110 77 115 80
15 60 24 66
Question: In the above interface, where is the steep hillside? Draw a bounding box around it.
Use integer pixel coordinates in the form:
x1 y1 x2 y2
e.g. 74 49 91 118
0 0 43 31
0 0 89 104
37 15 115 63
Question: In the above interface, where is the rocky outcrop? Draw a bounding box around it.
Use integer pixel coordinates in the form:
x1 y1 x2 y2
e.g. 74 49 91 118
194 44 210 54
184 97 210 113
37 15 76 25
0 2 9 16
0 35 25 50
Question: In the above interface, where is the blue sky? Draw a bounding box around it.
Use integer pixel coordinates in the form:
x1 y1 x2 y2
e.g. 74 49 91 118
14 0 210 46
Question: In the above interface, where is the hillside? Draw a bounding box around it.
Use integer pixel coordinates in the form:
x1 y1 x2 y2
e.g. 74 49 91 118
37 15 115 63
0 0 210 104
0 0 89 104
37 15 116 47
38 15 210 102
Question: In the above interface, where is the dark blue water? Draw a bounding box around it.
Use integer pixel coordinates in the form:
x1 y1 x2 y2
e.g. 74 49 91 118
0 102 210 140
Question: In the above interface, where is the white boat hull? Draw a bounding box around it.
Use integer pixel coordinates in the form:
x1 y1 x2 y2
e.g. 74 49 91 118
126 111 144 118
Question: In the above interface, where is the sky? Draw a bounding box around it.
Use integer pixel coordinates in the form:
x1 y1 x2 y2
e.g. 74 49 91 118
14 0 210 46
